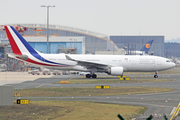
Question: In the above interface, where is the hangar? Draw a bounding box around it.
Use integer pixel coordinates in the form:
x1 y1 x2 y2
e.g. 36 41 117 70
0 24 117 54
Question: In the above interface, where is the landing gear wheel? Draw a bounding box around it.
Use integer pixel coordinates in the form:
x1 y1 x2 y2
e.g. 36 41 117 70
154 71 158 78
86 74 92 78
154 75 158 78
92 74 97 78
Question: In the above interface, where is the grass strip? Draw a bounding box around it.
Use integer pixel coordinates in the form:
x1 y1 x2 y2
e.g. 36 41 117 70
0 101 146 120
14 87 174 97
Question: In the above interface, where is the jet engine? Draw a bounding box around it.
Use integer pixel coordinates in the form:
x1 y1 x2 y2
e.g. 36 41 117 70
106 67 123 76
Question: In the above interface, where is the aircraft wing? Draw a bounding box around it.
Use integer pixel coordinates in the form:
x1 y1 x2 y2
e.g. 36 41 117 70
8 53 28 60
65 55 109 69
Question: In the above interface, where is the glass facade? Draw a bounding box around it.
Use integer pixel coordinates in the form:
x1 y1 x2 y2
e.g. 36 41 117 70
110 36 164 56
29 42 82 54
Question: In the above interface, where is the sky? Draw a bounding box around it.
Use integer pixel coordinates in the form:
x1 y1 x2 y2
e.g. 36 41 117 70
0 0 180 41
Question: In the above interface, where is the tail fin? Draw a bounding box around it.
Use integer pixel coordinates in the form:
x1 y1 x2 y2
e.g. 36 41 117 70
4 26 69 67
140 40 154 54
4 26 37 55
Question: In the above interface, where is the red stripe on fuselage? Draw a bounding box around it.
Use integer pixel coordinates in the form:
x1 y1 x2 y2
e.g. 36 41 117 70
4 26 22 55
26 58 70 67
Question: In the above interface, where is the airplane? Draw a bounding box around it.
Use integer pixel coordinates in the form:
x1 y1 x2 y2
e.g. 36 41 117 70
4 26 175 78
128 40 154 55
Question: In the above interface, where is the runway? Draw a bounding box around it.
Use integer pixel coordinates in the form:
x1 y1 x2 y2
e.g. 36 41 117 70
3 70 180 119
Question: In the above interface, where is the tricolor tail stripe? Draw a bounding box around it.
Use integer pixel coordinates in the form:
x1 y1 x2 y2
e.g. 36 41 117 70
10 26 37 54
4 26 22 55
4 26 71 67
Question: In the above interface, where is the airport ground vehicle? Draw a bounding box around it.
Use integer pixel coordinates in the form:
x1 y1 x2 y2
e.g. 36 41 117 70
31 69 40 75
62 71 70 75
28 70 32 74
42 68 51 75
70 71 79 74
53 70 61 75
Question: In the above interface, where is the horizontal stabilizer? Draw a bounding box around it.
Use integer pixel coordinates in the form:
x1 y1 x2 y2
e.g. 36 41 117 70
8 53 28 60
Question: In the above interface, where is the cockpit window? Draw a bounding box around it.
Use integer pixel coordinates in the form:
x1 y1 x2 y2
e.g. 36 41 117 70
166 60 170 62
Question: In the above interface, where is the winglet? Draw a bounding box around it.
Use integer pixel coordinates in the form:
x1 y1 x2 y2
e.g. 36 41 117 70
65 55 75 61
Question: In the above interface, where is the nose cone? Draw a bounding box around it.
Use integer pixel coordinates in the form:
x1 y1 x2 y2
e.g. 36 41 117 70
160 58 176 71
163 61 176 71
168 62 176 69
172 62 176 68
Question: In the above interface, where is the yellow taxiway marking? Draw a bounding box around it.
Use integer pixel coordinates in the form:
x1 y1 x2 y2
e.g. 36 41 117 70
170 102 180 120
35 84 44 88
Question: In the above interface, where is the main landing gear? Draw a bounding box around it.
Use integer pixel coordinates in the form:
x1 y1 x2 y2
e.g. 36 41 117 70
154 71 158 78
86 74 97 78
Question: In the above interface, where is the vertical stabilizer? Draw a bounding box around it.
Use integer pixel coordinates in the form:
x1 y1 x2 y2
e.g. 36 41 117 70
4 26 37 55
140 40 154 54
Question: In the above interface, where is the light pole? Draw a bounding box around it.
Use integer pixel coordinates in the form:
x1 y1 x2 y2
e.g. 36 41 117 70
41 5 55 54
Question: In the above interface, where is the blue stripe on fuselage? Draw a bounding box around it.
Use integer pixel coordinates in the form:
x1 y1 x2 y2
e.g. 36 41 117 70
10 26 69 66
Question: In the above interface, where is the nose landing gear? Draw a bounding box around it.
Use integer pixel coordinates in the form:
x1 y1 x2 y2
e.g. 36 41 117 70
154 71 158 78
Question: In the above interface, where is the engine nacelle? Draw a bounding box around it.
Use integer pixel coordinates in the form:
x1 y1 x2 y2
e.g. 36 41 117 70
106 67 123 76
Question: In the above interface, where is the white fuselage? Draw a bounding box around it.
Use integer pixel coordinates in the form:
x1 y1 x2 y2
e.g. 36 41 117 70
31 53 175 72
5 25 175 76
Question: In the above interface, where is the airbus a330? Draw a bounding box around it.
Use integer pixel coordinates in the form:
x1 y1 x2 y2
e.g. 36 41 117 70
5 26 175 78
